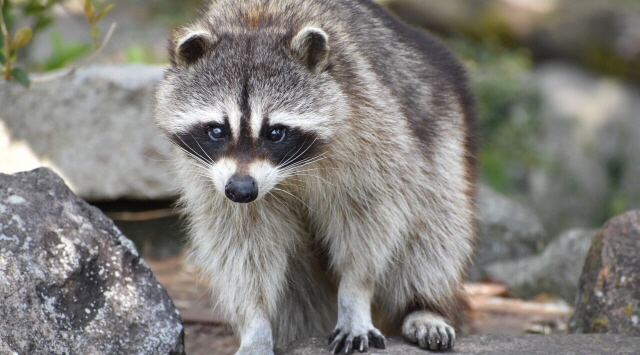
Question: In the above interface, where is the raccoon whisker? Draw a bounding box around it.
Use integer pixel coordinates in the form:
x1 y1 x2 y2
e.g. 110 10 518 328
280 151 328 172
276 142 313 168
171 133 212 166
279 179 308 191
170 141 206 163
143 155 175 163
279 136 321 169
177 152 213 173
180 172 213 184
182 159 212 172
174 144 213 169
188 131 215 165
281 167 343 180
272 187 315 212
280 153 330 174
277 136 311 168
182 168 212 181
283 136 319 168
173 162 215 182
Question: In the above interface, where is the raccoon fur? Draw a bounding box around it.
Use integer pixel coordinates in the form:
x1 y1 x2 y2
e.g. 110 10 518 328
154 0 476 354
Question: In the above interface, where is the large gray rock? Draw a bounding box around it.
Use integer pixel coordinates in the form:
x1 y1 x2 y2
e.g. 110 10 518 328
570 210 640 335
0 65 173 200
471 185 548 280
525 63 640 234
485 229 597 301
275 335 640 355
0 168 184 354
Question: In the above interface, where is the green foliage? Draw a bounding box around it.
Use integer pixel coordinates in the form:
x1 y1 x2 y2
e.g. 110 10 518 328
0 0 113 87
448 38 542 193
10 67 29 87
38 32 92 71
84 0 114 48
583 44 640 82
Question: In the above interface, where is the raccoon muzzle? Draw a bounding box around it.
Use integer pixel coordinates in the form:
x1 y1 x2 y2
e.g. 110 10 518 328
225 174 258 203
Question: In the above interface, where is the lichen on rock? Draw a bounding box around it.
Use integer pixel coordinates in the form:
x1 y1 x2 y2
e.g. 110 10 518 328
0 168 185 355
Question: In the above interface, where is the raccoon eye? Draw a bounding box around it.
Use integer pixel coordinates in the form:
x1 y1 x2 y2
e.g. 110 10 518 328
208 125 226 141
267 127 287 143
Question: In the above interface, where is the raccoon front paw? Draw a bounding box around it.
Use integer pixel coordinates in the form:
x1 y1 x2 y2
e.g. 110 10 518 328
327 327 386 354
402 311 455 351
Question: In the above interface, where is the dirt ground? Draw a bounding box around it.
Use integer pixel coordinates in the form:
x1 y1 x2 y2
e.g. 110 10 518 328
147 257 572 354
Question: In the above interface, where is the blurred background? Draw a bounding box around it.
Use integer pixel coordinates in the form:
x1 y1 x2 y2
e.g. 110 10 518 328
2 0 640 353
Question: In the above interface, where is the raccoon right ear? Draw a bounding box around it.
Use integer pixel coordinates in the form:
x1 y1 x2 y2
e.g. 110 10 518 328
291 27 330 72
170 29 217 67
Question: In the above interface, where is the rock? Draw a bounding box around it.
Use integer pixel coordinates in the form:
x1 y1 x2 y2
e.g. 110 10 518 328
275 335 640 355
0 168 184 355
485 229 597 301
569 210 640 335
525 63 640 234
471 185 548 280
0 65 173 200
379 0 640 81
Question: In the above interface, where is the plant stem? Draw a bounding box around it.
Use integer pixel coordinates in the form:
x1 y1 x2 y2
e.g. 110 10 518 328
0 0 12 80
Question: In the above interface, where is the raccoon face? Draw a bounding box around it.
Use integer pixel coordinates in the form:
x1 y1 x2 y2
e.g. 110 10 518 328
155 25 345 203
171 112 322 203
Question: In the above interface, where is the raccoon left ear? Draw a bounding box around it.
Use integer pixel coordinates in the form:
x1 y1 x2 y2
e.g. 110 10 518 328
291 27 330 72
170 28 217 67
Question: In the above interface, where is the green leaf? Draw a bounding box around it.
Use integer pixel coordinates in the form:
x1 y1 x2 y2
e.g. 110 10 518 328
0 50 5 65
34 15 53 32
95 4 115 23
13 27 33 48
11 68 30 88
84 0 95 24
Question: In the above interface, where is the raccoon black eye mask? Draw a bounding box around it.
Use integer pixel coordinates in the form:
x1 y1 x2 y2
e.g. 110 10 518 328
172 121 319 171
154 0 476 354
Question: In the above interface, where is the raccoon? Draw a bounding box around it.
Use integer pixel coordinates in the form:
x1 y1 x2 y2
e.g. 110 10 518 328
154 0 476 354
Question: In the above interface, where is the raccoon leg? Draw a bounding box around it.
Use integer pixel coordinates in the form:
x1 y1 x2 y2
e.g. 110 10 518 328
402 311 455 351
235 316 275 355
327 274 386 354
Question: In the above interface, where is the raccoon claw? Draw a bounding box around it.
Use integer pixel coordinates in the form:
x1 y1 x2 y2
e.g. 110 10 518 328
328 329 385 354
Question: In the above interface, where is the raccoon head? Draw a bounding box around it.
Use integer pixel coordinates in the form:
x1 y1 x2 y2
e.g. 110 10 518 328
155 23 347 203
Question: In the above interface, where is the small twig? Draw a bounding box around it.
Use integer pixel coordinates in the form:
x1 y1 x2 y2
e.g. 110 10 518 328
30 21 116 84
469 296 573 315
105 208 180 222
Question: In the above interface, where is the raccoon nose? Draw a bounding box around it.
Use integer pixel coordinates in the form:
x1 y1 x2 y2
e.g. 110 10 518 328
225 174 258 203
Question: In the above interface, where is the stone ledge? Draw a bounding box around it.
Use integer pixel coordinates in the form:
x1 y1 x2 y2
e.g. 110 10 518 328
275 335 640 355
